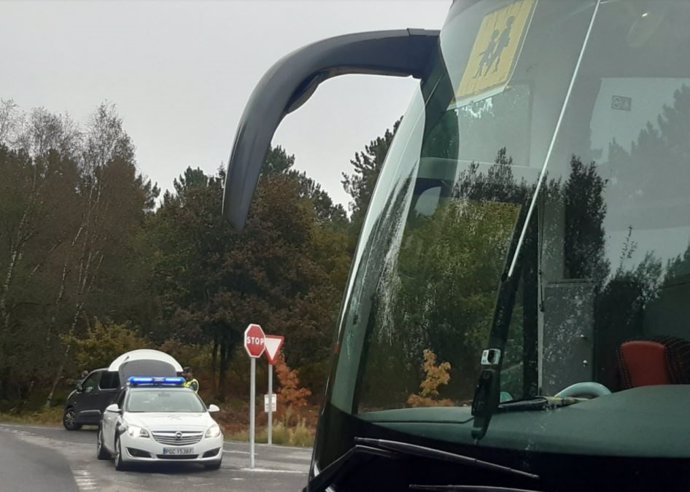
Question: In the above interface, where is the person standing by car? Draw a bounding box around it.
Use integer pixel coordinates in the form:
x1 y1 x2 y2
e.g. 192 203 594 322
182 367 199 392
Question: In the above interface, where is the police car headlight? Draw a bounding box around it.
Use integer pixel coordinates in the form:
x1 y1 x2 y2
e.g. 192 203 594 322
126 425 150 438
205 424 221 438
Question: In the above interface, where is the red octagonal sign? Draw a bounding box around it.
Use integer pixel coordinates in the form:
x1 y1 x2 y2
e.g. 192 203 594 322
244 323 266 358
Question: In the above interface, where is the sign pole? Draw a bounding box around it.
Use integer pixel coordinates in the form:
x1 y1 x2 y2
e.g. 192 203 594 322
249 357 256 469
268 363 273 445
262 334 284 449
249 357 256 468
244 323 266 469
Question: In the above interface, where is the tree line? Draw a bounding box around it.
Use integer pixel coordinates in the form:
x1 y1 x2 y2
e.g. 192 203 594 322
0 99 393 409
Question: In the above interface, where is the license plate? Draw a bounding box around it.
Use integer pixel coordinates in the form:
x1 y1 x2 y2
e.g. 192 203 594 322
163 447 194 455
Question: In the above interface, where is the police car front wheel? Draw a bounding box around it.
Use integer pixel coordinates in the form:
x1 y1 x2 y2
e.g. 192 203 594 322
96 427 110 460
114 436 128 471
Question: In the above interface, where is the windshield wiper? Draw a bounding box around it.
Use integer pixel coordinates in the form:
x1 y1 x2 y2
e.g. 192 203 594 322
470 219 527 441
497 396 581 412
410 485 543 491
305 442 396 492
306 437 539 492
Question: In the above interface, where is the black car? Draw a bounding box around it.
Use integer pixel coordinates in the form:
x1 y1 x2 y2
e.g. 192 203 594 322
63 349 184 430
63 369 120 430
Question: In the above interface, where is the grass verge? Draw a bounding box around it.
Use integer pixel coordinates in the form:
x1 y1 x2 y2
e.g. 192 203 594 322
227 420 314 447
0 406 63 426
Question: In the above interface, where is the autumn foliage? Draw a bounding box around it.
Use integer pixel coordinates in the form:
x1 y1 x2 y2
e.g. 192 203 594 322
407 349 453 407
274 354 311 426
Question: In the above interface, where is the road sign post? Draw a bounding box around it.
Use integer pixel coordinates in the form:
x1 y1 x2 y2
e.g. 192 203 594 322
267 364 272 445
263 335 284 446
244 324 265 468
250 357 256 468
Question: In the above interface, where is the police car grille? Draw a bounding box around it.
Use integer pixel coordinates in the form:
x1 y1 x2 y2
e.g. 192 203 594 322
151 431 203 446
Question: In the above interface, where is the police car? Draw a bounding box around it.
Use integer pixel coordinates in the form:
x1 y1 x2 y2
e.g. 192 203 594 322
96 377 224 470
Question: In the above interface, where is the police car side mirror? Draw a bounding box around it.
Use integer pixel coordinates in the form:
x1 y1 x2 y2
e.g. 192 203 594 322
75 383 84 392
208 404 220 413
105 404 121 414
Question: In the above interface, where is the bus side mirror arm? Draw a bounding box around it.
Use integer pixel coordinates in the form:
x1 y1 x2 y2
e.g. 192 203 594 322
222 28 440 230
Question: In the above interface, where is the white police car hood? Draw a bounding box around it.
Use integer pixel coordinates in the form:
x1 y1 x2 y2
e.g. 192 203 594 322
125 412 216 432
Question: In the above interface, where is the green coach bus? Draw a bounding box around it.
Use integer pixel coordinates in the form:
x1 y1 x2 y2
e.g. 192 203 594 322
224 1 690 490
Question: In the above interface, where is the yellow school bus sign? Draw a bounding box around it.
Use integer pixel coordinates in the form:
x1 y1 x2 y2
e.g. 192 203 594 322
456 0 536 102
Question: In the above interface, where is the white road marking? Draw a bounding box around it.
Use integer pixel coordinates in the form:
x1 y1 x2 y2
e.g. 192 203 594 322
72 468 100 491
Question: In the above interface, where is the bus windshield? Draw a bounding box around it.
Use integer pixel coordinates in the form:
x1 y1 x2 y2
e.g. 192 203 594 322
326 0 690 461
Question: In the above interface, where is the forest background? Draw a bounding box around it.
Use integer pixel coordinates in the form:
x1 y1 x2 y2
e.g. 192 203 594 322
0 99 396 442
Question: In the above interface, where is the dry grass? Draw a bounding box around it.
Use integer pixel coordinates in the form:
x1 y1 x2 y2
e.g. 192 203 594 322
212 400 316 448
226 419 314 447
0 406 63 426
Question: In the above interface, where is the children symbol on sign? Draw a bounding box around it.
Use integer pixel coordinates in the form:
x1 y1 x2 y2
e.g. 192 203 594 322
475 29 500 78
474 16 516 78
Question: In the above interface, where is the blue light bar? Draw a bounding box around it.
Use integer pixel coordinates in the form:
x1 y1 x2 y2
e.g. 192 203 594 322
163 377 186 385
128 376 186 386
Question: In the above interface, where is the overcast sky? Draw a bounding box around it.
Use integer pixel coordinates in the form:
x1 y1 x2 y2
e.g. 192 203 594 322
1 1 450 209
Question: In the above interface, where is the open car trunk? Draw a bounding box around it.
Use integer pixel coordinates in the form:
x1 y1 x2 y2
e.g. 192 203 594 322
107 349 184 384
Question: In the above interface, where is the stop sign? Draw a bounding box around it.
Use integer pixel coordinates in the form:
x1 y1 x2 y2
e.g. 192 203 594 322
244 323 266 358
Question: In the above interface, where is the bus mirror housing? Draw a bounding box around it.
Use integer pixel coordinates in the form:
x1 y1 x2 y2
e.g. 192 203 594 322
222 28 440 230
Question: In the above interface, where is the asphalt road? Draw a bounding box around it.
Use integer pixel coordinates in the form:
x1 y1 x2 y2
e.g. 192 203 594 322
0 423 311 492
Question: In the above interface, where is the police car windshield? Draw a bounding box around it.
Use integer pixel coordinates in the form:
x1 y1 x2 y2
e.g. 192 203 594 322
126 389 205 413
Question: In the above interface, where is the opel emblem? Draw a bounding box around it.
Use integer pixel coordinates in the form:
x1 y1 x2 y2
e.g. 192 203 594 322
175 432 182 440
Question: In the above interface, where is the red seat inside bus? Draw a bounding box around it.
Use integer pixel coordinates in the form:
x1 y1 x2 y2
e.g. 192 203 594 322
619 338 690 388
619 341 671 388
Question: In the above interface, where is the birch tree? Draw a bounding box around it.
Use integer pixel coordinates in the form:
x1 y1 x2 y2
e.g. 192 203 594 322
45 103 156 407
